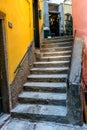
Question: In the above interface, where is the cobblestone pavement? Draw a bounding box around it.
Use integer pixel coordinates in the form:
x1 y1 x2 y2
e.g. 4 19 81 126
1 118 87 130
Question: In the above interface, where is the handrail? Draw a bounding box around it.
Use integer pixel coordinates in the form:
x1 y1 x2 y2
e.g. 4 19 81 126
14 43 33 74
14 49 29 74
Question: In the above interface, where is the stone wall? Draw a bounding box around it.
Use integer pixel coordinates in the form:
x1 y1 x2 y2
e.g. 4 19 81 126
72 1 87 123
10 42 35 108
67 38 83 125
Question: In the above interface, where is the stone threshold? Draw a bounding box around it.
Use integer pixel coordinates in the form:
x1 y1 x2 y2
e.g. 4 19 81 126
0 114 10 129
1 118 87 130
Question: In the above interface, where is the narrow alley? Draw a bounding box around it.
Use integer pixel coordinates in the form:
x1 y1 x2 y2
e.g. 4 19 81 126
0 0 87 130
1 37 87 130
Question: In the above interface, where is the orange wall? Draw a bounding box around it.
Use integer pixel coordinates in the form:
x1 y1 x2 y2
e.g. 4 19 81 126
72 0 87 38
72 0 87 85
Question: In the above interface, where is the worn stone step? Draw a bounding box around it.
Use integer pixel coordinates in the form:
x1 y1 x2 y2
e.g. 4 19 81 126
18 92 66 105
4 118 87 130
34 61 70 68
35 51 72 60
38 55 71 62
11 104 67 122
40 46 72 52
43 39 73 44
30 67 69 74
43 37 73 43
45 35 73 39
27 74 67 82
0 114 10 129
41 42 72 48
24 82 67 93
42 51 72 57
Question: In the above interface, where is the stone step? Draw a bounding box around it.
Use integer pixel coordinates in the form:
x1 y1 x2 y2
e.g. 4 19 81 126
42 51 72 57
4 118 87 130
38 55 71 62
11 104 67 122
40 46 72 52
27 74 67 82
24 82 67 93
44 35 73 38
9 36 73 125
41 42 72 48
18 92 66 105
43 37 73 43
30 67 69 74
43 39 73 44
34 61 70 68
0 114 10 129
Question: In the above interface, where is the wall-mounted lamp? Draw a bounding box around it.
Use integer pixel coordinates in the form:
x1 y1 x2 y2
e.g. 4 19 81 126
26 0 30 4
8 22 13 28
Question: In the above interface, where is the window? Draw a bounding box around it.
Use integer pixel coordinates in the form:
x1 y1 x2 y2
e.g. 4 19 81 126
65 13 72 21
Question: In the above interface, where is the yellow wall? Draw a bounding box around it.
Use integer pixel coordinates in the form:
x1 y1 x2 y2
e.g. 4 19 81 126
0 0 43 83
64 4 72 15
63 3 72 29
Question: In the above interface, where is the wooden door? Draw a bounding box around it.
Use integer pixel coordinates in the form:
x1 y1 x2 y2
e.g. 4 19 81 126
33 0 40 48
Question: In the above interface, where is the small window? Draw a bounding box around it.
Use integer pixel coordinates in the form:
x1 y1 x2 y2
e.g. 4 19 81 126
65 13 72 21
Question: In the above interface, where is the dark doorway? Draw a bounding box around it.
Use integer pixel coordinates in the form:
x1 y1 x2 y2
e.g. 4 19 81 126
0 19 3 115
0 77 3 115
33 0 40 48
49 13 59 37
0 16 9 115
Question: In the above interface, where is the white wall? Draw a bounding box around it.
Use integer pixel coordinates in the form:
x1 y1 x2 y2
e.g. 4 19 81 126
48 0 63 4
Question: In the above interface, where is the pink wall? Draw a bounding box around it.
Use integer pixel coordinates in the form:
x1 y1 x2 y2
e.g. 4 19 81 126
72 0 87 38
72 0 87 87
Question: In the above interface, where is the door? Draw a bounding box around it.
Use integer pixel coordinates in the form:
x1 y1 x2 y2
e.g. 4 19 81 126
0 16 9 115
49 14 59 36
0 76 3 115
0 19 3 115
33 0 40 48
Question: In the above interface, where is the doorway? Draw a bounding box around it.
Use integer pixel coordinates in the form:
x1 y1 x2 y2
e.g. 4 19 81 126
33 0 40 48
0 77 3 115
0 15 9 115
0 19 3 115
49 13 59 37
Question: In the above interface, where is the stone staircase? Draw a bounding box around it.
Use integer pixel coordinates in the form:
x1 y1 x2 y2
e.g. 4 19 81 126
11 36 73 124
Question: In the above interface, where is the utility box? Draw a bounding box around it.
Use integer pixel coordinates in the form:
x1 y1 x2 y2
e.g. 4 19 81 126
43 27 50 38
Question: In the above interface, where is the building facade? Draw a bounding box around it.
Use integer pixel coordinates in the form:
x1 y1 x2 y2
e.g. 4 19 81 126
0 0 43 115
43 0 62 37
63 0 72 35
43 1 49 27
72 0 87 123
43 0 72 37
